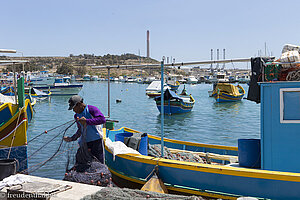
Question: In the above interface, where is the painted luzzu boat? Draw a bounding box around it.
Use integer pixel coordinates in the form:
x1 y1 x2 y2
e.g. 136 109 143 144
104 127 300 200
212 83 245 102
167 80 180 91
0 98 33 172
154 88 195 114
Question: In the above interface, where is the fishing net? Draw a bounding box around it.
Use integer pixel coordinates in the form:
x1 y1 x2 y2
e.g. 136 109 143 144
81 187 204 200
22 120 78 176
24 120 112 187
63 126 112 187
148 144 205 164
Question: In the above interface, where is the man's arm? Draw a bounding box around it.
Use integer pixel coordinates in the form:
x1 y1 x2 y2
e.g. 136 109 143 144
64 116 82 142
86 105 106 125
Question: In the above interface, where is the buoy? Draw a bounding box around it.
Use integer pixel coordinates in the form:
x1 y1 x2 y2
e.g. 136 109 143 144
44 130 47 134
116 99 122 103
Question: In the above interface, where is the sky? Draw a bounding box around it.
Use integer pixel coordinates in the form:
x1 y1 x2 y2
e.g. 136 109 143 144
1 0 300 67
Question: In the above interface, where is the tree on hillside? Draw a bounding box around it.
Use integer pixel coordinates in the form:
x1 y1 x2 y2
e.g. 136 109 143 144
75 66 87 76
56 63 74 75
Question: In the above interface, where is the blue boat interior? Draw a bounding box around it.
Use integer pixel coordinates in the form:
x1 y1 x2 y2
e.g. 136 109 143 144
106 127 237 165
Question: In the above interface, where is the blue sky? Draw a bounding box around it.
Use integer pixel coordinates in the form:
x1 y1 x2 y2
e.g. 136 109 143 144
1 0 300 67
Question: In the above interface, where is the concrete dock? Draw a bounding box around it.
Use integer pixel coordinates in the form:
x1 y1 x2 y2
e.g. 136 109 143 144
0 174 103 200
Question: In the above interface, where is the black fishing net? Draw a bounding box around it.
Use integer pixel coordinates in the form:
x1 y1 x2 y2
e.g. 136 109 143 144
23 120 78 176
24 120 112 187
63 126 112 187
81 187 204 200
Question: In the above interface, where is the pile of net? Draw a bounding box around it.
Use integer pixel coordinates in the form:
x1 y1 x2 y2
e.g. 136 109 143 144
81 187 204 200
148 144 206 164
63 161 112 187
63 127 112 187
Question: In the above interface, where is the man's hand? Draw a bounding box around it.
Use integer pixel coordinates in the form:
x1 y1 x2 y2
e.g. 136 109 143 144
63 136 72 142
77 117 87 126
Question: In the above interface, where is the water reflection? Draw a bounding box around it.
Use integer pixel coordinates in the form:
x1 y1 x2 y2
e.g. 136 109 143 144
212 101 243 115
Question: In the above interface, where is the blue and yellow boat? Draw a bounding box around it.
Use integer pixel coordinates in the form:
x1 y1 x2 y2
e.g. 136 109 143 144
0 78 33 172
154 88 195 114
104 127 300 200
167 80 180 91
212 83 245 102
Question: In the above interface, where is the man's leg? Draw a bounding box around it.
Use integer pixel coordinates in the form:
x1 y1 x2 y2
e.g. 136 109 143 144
87 139 104 164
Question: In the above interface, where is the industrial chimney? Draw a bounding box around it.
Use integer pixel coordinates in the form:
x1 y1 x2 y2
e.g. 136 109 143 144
147 30 150 58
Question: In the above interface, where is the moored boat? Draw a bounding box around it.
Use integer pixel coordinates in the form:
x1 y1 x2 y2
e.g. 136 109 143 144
154 88 195 114
146 80 169 98
33 77 83 96
0 77 33 172
212 83 245 102
103 125 300 200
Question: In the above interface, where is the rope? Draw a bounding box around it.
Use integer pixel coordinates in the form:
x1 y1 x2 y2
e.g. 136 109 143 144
28 119 75 143
26 120 76 162
21 144 77 174
19 120 76 173
7 108 22 159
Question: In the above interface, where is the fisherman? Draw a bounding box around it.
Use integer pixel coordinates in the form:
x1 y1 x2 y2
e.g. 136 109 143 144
63 95 106 164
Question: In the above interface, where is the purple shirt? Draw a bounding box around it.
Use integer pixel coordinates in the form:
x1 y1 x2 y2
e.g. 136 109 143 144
71 105 106 141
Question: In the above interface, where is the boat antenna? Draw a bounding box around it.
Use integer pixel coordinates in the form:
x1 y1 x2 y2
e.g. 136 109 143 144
160 57 165 158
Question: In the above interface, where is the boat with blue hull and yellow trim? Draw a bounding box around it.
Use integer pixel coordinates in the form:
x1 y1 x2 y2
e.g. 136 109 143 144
104 127 300 200
167 81 180 91
0 77 33 172
154 88 195 114
212 83 245 102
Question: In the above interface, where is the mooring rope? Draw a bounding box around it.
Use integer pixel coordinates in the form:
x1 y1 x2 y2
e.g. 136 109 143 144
7 108 22 159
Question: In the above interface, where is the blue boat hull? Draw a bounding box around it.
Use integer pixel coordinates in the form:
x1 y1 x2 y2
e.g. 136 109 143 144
105 128 300 199
156 104 193 114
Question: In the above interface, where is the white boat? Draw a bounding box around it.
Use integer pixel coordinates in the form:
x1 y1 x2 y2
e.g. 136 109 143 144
119 76 126 82
33 77 83 96
91 75 98 81
208 72 229 83
83 74 91 81
186 76 198 84
126 77 136 83
146 80 170 97
238 74 251 83
144 76 156 84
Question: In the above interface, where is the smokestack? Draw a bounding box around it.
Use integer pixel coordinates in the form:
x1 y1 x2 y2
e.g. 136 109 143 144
147 30 150 58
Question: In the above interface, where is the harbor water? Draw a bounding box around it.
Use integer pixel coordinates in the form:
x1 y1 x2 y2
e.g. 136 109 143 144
27 81 260 179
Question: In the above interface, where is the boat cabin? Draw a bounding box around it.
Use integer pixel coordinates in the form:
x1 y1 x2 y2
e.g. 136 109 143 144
260 81 300 173
54 77 70 86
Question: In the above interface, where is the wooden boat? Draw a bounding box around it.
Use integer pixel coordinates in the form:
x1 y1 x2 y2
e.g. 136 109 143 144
212 83 245 102
167 80 180 91
25 87 51 98
104 126 300 200
0 99 33 172
154 88 195 114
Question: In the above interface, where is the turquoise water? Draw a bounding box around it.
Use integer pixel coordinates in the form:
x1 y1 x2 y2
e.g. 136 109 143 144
27 81 260 179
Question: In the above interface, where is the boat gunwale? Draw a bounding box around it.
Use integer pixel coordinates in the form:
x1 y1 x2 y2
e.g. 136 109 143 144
104 127 300 182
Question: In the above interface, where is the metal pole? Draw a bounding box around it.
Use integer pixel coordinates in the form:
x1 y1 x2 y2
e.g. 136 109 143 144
160 58 165 158
108 67 111 118
13 63 17 104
